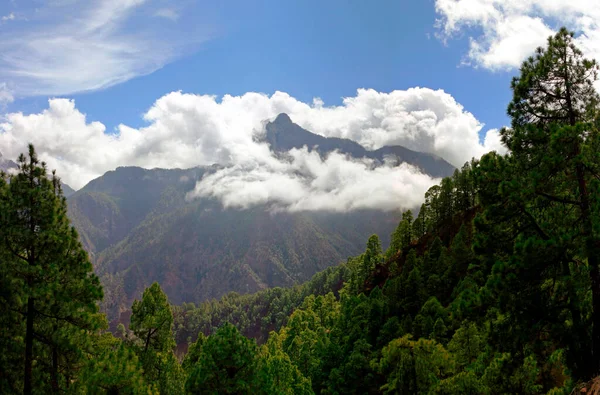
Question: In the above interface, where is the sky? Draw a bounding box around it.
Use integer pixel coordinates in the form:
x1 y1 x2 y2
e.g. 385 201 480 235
0 0 598 211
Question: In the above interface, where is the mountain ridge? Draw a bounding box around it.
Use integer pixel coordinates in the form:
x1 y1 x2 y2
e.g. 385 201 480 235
1 151 76 197
263 113 455 178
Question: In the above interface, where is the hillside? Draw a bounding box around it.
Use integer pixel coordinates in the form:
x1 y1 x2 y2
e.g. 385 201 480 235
67 116 453 324
70 165 399 324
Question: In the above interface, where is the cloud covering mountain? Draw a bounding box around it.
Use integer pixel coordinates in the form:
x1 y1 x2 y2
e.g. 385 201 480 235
0 88 505 212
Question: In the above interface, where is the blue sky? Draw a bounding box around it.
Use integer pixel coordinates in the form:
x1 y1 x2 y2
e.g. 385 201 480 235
1 0 513 133
0 0 597 209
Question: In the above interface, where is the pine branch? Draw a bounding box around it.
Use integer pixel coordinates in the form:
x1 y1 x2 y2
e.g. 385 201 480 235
535 190 581 206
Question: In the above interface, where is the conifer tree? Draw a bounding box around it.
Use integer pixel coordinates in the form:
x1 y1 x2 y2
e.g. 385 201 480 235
0 145 103 394
389 211 414 258
412 204 427 238
479 28 600 379
76 341 155 394
129 282 183 394
254 332 313 395
185 323 257 394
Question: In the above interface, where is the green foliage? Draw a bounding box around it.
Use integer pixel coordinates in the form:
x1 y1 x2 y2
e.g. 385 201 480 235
129 282 183 394
185 323 257 394
75 341 155 394
388 210 414 258
254 332 314 395
0 145 104 394
182 333 205 374
477 27 600 380
130 283 175 354
172 263 346 346
447 322 484 368
375 336 455 394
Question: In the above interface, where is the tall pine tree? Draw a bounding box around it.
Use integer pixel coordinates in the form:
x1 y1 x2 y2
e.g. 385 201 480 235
0 145 103 393
479 28 600 379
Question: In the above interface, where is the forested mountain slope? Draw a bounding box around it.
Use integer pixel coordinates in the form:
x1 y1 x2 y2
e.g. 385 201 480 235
67 117 453 324
67 164 402 325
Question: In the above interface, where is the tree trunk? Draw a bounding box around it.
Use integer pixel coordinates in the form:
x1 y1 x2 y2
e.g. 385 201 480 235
591 265 600 377
562 44 600 376
575 161 600 377
51 346 59 392
24 297 34 395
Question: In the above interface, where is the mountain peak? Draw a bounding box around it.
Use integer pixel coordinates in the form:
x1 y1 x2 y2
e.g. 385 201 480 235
273 113 292 124
263 114 455 178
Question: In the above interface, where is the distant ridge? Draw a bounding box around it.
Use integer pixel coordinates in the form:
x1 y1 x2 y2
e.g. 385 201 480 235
0 151 17 172
264 113 456 178
0 152 76 197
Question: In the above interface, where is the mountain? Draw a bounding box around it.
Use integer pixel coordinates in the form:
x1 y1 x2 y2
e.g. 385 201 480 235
264 113 455 178
0 151 17 172
67 116 455 323
61 183 76 197
68 167 399 323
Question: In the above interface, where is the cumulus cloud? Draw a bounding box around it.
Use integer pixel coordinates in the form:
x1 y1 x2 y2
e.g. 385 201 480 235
0 89 506 211
288 88 495 167
435 0 600 71
0 0 209 97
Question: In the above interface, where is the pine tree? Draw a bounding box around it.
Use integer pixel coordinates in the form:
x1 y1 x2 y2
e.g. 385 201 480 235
479 28 600 379
358 234 382 290
413 203 427 238
130 282 175 354
375 336 455 394
185 323 257 394
388 211 413 258
76 341 155 394
129 282 183 394
254 332 313 395
0 145 104 394
448 322 484 368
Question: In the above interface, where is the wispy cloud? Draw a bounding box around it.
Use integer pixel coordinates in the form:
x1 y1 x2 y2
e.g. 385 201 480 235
0 0 210 97
0 83 14 107
154 8 179 21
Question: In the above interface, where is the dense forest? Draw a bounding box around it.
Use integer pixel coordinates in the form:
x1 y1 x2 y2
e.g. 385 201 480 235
2 28 600 394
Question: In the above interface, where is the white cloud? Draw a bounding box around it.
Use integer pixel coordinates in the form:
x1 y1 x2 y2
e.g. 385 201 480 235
481 128 504 153
0 0 208 97
0 89 506 211
435 0 600 70
0 83 14 107
191 149 438 212
154 8 179 21
1 13 16 22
